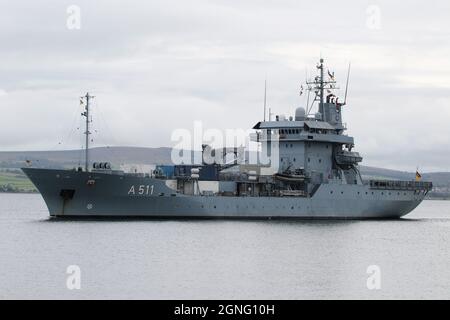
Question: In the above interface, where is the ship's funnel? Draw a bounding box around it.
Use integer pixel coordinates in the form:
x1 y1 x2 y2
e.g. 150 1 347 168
295 107 306 121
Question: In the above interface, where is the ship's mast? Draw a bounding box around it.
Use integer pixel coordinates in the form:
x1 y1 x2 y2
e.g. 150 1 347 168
81 92 94 172
319 58 324 106
305 58 339 120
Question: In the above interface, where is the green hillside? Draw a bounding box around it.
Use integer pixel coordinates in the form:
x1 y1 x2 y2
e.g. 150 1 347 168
0 170 37 193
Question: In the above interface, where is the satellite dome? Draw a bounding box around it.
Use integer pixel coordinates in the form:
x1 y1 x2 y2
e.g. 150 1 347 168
295 107 306 121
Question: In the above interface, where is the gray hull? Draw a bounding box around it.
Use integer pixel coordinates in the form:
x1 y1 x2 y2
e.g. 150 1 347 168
23 168 427 219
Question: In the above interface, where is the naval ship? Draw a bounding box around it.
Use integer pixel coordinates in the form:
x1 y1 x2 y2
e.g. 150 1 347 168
23 59 432 218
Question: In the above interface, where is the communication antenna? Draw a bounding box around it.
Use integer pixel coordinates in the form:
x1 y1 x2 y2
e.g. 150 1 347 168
263 79 267 121
343 63 351 105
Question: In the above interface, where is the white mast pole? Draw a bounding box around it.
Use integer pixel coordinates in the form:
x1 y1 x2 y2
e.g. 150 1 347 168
82 92 94 172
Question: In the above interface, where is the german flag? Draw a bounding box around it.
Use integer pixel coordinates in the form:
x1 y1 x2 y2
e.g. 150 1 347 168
415 170 422 181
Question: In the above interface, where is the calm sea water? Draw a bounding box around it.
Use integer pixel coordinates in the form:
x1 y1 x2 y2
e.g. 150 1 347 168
0 193 449 300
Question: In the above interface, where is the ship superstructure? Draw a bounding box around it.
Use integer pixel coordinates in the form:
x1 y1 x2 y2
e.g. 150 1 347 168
23 59 432 218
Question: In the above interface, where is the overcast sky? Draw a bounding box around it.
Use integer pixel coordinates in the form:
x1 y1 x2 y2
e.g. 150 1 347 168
1 0 449 171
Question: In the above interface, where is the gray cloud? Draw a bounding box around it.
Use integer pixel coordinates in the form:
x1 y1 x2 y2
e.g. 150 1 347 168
0 0 449 172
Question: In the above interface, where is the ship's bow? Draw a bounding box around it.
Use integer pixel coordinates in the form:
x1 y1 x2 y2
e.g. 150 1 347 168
22 167 77 216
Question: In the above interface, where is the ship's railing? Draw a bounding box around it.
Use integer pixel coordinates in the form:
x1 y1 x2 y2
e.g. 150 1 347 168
369 180 433 191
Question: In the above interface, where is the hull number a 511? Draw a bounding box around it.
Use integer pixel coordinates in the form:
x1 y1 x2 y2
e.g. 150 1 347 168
128 185 154 195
